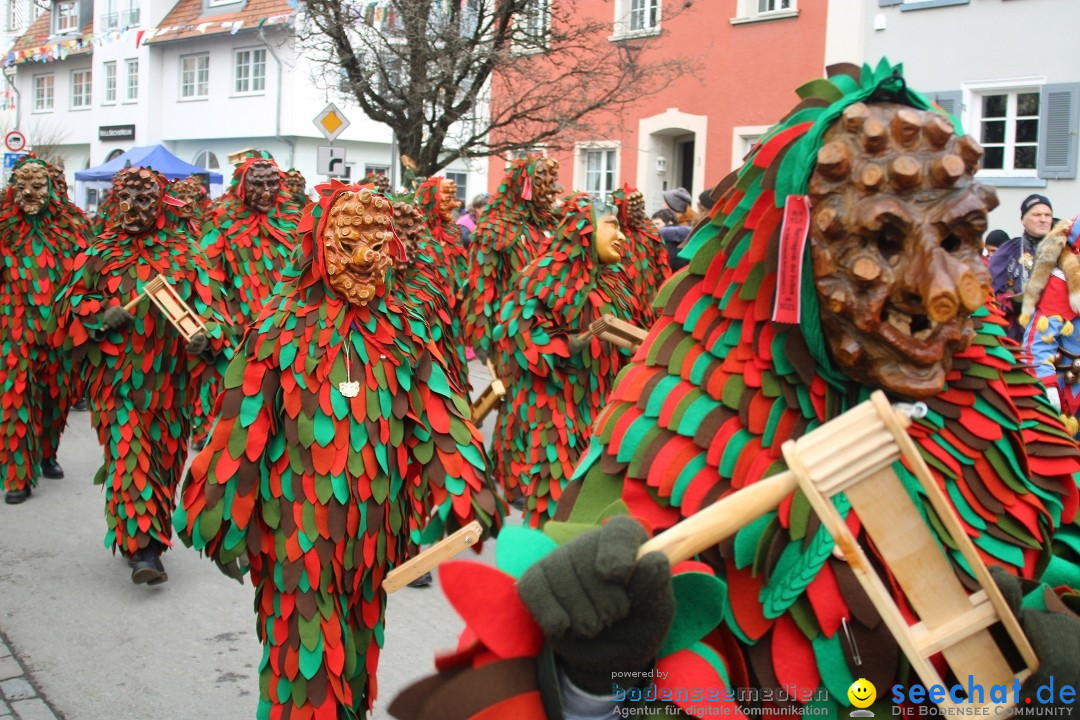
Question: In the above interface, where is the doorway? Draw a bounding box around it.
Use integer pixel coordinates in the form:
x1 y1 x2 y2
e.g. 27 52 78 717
677 138 695 193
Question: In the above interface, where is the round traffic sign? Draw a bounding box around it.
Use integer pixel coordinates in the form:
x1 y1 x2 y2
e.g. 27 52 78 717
5 131 26 153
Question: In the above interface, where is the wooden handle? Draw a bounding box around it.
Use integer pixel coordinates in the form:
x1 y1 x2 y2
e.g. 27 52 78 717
123 292 146 312
383 520 484 594
637 472 797 563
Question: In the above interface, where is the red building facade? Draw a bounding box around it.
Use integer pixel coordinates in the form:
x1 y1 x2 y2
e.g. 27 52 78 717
486 0 831 214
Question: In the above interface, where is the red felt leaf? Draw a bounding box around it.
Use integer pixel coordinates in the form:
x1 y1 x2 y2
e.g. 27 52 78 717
657 648 744 718
439 561 543 659
771 614 820 694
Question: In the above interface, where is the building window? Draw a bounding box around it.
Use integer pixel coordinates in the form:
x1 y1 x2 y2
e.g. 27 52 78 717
364 164 389 179
180 53 209 99
577 144 618 202
103 61 116 103
100 0 139 30
514 0 550 51
33 73 53 112
71 68 91 109
445 170 468 204
208 0 241 7
54 0 78 33
758 0 793 12
6 0 26 31
732 0 797 22
975 90 1039 176
614 0 659 36
193 150 220 170
234 48 266 95
731 125 770 170
124 58 138 102
105 148 125 161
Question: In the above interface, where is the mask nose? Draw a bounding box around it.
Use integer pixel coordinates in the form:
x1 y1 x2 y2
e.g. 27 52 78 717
920 248 985 323
351 245 375 267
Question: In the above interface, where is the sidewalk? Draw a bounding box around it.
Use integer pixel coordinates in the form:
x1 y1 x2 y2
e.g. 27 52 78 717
0 633 62 720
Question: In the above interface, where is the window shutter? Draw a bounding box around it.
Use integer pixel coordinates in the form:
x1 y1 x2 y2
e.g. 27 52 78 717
930 91 961 117
879 0 901 6
1038 83 1079 180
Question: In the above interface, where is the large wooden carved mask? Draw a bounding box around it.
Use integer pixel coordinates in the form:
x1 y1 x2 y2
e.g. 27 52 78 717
808 102 999 398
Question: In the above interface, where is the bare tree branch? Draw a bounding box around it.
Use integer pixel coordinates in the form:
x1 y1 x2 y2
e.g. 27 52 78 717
296 0 698 178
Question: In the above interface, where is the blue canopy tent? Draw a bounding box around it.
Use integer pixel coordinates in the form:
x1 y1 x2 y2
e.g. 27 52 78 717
74 144 223 212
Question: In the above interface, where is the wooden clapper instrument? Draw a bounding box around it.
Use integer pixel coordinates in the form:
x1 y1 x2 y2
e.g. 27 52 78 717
385 391 1037 714
123 273 208 341
469 359 506 424
589 313 648 352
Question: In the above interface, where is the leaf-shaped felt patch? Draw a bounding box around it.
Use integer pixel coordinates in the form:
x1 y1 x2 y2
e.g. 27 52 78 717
439 561 543 659
659 571 727 656
495 525 558 579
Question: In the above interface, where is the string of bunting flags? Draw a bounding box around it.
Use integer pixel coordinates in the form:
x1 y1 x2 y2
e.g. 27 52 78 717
3 11 293 67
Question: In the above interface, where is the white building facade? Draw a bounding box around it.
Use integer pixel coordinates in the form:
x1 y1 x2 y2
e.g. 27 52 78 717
857 0 1079 233
7 0 487 208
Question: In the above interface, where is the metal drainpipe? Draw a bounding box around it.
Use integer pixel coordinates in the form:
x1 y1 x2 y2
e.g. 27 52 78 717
259 26 295 169
4 68 20 130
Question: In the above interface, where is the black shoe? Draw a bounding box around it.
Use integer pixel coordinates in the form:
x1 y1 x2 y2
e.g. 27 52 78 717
510 496 527 511
130 547 168 586
407 572 433 588
4 487 31 504
191 438 207 451
73 397 88 411
41 458 64 479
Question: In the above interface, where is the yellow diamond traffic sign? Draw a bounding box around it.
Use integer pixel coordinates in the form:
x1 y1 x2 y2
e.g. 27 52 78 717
313 102 351 142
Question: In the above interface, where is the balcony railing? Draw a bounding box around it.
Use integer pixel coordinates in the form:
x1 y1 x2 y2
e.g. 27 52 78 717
98 7 140 29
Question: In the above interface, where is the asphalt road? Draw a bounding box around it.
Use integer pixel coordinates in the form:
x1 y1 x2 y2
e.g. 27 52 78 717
0 361 504 720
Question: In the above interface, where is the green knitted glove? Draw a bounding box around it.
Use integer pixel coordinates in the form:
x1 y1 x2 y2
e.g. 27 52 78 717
991 567 1080 708
567 332 591 357
186 331 209 357
517 516 674 695
102 305 134 331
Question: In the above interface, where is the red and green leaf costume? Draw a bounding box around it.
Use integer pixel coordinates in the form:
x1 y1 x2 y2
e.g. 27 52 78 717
200 154 301 325
55 168 234 557
490 194 638 527
554 62 1080 712
612 183 670 325
192 154 302 445
0 157 92 493
462 155 556 358
175 182 502 719
411 177 471 394
390 525 745 720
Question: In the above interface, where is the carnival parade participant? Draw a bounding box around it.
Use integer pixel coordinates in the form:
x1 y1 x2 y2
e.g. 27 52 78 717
412 176 470 393
612 183 670 325
0 157 93 503
490 193 638 526
391 61 1080 719
191 151 302 447
175 182 501 718
462 154 560 361
55 167 234 584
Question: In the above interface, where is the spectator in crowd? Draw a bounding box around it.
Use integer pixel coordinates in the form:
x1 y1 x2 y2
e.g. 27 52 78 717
984 229 1009 260
651 208 677 231
455 193 488 247
698 188 717 216
660 187 695 271
989 194 1054 340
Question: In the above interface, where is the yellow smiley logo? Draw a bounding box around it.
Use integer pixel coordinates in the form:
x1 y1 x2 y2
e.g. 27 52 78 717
848 678 876 709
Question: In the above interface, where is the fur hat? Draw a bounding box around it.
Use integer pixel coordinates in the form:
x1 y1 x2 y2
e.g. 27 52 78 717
1020 218 1080 327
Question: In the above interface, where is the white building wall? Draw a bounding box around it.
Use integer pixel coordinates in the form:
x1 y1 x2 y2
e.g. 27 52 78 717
9 5 487 205
860 0 1079 234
